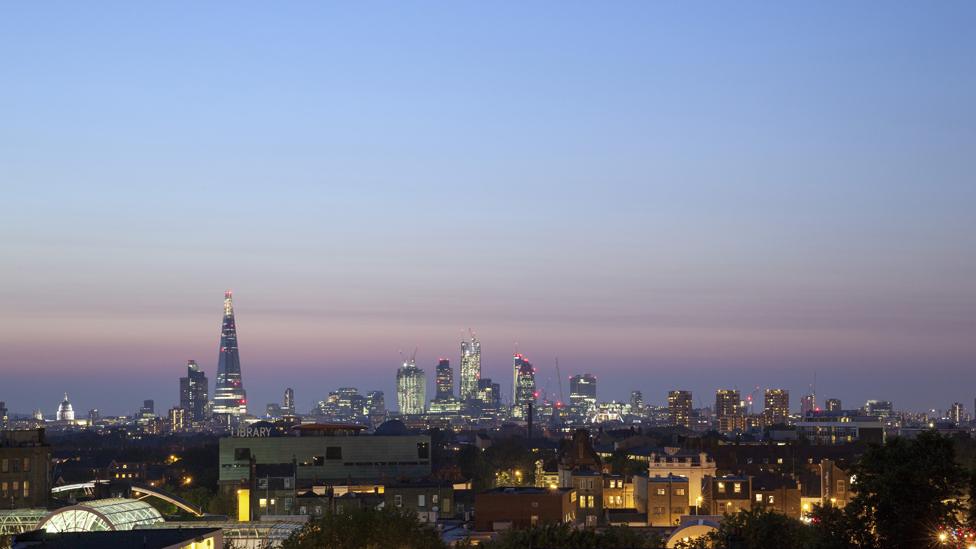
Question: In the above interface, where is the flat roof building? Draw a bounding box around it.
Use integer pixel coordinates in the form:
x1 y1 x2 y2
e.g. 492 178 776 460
218 423 432 490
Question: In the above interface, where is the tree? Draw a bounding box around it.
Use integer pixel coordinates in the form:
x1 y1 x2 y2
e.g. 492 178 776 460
807 503 858 549
845 431 966 549
704 507 813 549
607 449 645 476
281 507 447 549
479 523 661 549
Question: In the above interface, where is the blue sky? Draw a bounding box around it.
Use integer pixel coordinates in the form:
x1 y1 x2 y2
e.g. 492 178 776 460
1 2 974 415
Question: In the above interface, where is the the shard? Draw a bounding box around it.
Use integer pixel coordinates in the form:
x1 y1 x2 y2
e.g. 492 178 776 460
212 290 247 419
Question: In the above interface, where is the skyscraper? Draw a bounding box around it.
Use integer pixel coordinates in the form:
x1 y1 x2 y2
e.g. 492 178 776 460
477 378 501 412
212 290 247 420
668 390 692 428
825 398 842 413
283 388 295 416
630 391 644 415
179 360 209 421
397 358 426 416
715 389 743 433
764 389 790 425
512 354 537 419
950 402 964 424
366 390 387 426
435 359 454 401
569 374 597 412
459 332 481 401
800 394 816 417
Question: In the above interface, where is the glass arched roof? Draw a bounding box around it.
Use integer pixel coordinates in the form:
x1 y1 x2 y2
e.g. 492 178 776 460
39 498 163 533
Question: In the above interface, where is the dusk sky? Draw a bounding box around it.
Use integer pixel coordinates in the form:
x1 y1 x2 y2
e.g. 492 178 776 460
1 2 974 416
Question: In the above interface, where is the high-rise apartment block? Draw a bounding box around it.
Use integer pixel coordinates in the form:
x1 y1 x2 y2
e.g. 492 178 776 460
668 390 693 428
764 389 790 425
715 389 743 432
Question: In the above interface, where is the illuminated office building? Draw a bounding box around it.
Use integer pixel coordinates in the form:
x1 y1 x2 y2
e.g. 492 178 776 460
212 291 247 419
630 391 644 414
569 374 597 413
283 387 295 416
825 398 842 413
179 360 209 421
511 354 537 419
476 379 501 412
435 359 454 401
397 358 426 416
950 402 964 423
459 333 481 401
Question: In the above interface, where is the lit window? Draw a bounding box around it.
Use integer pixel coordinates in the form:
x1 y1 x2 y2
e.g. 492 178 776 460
418 495 426 507
733 483 742 493
656 488 666 496
768 496 775 504
717 482 726 493
755 493 763 502
676 488 686 496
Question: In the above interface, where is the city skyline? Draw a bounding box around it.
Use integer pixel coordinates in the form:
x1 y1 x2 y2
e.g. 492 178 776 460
2 288 972 417
2 2 975 414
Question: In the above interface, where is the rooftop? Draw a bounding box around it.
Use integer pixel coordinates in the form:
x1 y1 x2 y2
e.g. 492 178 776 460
13 528 221 549
481 487 574 495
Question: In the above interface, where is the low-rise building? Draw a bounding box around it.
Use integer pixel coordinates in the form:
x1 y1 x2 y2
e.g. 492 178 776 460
474 487 576 531
752 474 802 518
702 475 752 515
218 422 432 491
567 470 603 527
384 481 455 523
603 474 635 510
647 449 716 510
643 474 689 527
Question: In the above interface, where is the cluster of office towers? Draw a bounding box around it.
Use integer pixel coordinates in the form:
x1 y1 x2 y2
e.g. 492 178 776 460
395 334 512 417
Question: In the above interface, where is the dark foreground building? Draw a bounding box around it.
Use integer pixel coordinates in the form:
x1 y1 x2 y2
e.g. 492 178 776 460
0 429 51 510
13 527 222 549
